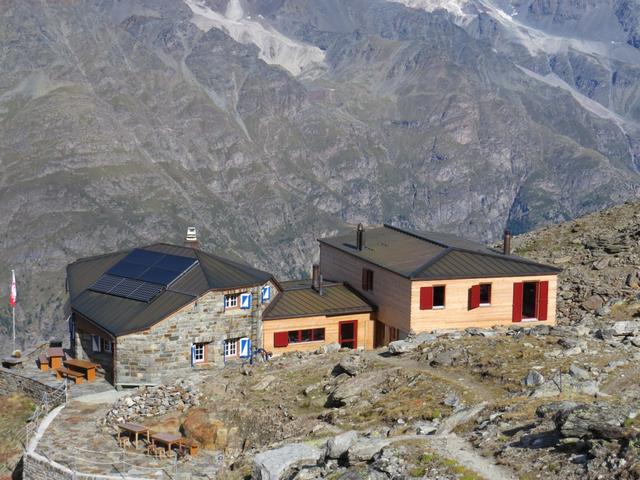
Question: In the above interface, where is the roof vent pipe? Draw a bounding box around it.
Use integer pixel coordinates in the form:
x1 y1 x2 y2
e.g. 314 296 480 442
319 274 324 296
356 223 365 251
503 229 512 255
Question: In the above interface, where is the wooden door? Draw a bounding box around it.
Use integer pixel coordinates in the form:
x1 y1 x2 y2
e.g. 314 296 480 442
339 320 358 349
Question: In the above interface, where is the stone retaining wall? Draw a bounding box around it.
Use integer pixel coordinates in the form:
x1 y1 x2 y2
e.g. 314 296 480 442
0 368 61 405
23 451 129 480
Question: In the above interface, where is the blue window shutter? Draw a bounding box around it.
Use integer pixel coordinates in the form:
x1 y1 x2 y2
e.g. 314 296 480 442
239 338 251 358
262 286 271 303
241 293 252 309
190 344 195 366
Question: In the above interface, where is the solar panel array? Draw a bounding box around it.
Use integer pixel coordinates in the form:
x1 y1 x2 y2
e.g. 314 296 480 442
106 249 197 286
89 249 198 302
90 274 164 302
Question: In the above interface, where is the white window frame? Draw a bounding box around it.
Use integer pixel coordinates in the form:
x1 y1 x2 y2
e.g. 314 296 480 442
224 294 239 309
103 339 112 353
224 338 238 357
193 343 205 363
91 335 101 353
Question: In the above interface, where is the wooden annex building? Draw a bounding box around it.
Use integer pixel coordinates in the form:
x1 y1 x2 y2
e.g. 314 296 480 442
318 224 561 346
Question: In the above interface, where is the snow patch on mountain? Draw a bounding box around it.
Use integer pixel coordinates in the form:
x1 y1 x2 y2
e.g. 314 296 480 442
516 64 634 130
183 0 325 76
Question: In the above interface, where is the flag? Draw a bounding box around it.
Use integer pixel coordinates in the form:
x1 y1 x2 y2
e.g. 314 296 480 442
9 270 16 307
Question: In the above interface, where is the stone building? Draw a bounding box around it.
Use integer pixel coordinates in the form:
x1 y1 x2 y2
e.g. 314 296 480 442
66 243 277 388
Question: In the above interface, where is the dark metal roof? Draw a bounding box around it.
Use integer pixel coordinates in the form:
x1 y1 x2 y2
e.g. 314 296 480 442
319 225 561 280
67 243 274 336
263 281 374 320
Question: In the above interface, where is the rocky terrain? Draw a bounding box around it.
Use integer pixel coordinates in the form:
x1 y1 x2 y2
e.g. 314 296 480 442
2 0 640 352
22 202 640 479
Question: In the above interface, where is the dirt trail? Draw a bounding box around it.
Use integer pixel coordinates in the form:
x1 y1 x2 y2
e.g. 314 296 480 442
425 433 517 480
363 351 506 402
364 352 517 480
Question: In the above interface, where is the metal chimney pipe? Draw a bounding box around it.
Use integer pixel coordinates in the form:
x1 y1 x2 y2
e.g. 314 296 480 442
319 274 324 296
312 264 320 291
356 223 365 251
503 229 512 255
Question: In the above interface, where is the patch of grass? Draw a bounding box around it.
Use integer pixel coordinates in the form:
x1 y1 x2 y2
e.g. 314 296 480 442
0 394 35 467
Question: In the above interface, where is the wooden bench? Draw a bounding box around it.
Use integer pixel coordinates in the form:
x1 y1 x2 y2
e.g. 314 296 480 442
177 438 199 456
38 353 49 372
55 367 84 384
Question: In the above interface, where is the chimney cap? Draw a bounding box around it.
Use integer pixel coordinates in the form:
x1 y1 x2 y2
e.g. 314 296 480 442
186 227 197 241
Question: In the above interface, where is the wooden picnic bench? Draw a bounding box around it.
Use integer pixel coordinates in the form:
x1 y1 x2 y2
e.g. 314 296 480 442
177 438 199 456
151 432 182 453
55 367 84 384
63 358 98 382
38 353 49 372
47 347 64 369
118 422 151 448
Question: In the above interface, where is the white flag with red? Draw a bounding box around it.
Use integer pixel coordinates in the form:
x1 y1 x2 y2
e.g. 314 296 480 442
9 270 16 307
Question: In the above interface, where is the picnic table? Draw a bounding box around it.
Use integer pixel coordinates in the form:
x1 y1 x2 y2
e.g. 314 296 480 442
151 432 182 452
47 347 64 369
63 358 97 382
118 422 151 448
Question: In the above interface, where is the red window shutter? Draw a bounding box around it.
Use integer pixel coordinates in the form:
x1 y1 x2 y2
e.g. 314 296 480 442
273 332 289 348
469 285 480 310
512 282 523 322
538 281 549 321
420 287 433 310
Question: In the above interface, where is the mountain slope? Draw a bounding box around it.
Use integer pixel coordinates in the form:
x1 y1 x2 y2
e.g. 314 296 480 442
0 0 639 350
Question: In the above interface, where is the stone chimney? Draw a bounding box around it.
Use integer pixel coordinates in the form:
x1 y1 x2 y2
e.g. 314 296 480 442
184 227 200 249
503 229 512 255
356 223 365 251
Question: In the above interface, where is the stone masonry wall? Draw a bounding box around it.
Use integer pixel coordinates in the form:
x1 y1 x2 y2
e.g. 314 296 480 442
0 368 61 405
114 281 276 387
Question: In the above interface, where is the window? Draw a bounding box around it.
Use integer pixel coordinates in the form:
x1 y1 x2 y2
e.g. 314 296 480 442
362 268 374 291
91 335 101 353
433 286 445 308
224 338 238 357
193 343 206 363
103 338 112 353
288 328 325 344
224 294 239 309
479 284 491 305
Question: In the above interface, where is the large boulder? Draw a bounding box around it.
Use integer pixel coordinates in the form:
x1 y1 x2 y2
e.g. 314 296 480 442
554 403 631 440
611 321 640 336
523 370 545 387
387 340 415 355
338 355 366 376
325 430 358 459
253 443 323 480
437 402 486 435
181 408 226 449
347 438 390 463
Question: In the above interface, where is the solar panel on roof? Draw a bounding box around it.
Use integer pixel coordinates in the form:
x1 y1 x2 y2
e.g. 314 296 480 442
89 274 164 303
106 249 197 286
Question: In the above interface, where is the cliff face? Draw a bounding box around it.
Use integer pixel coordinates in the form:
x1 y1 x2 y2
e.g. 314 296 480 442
1 0 640 350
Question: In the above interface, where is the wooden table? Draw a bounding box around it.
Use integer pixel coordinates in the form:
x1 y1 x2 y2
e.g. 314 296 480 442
118 423 151 448
47 348 64 369
151 432 182 452
63 358 97 382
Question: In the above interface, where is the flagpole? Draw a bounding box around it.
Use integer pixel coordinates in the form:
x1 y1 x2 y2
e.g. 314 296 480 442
12 303 15 354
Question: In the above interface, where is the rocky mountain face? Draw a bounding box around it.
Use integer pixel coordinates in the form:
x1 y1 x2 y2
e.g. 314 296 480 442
1 0 640 350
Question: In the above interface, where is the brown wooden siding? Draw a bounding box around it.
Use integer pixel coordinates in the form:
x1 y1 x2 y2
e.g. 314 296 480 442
410 275 558 331
320 244 412 333
262 312 374 354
